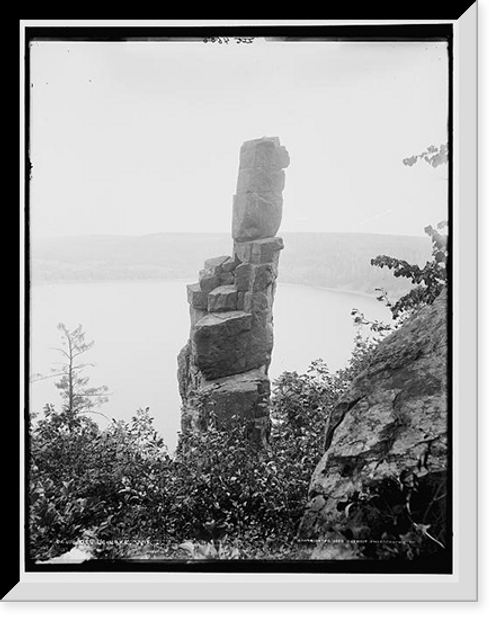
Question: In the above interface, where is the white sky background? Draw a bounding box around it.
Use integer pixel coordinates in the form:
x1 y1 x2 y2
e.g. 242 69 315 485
29 38 449 239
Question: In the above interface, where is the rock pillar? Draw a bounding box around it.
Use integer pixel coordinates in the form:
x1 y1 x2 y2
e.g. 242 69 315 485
177 137 290 446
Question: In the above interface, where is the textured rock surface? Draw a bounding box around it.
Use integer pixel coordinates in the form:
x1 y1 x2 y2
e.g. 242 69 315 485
232 137 290 242
186 283 208 310
201 369 271 444
298 290 448 559
208 285 239 312
192 311 252 380
177 137 289 444
233 237 284 266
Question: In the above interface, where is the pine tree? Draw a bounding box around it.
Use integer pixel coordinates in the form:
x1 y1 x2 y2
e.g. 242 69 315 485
50 323 110 417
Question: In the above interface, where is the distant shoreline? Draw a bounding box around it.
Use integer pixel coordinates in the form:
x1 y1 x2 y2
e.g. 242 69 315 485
31 230 430 242
30 230 428 304
30 276 391 302
277 281 381 301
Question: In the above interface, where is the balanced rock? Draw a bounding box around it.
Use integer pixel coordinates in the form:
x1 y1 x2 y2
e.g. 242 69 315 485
177 137 289 445
232 137 290 242
238 136 290 170
232 193 283 243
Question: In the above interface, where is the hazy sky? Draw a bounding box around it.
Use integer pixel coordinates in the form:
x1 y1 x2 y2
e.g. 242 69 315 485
29 38 449 239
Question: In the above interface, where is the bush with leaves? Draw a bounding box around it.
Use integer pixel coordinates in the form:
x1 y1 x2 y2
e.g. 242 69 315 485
30 350 377 561
370 220 448 320
29 406 172 561
370 142 449 321
28 314 402 562
402 143 448 169
29 405 101 560
97 357 382 560
164 409 321 555
336 469 448 561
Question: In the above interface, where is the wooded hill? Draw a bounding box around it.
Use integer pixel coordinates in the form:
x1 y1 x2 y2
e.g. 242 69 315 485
30 231 432 300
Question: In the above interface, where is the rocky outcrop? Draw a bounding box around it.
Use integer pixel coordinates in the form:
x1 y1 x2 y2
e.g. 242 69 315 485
177 137 290 445
298 290 449 559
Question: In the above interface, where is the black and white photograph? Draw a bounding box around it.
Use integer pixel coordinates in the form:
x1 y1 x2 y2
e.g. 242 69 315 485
12 12 479 601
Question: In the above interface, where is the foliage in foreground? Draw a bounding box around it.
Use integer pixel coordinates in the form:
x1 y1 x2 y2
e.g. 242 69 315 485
371 220 448 321
29 208 449 562
29 407 171 561
336 469 448 561
29 281 445 562
29 326 446 562
29 344 376 562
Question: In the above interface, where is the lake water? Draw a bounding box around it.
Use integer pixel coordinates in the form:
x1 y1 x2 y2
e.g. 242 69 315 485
28 280 391 453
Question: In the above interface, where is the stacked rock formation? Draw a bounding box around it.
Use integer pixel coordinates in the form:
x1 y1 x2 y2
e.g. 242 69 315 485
177 137 290 445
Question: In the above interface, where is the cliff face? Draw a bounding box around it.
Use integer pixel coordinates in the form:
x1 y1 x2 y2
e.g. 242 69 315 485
177 137 290 445
298 290 449 559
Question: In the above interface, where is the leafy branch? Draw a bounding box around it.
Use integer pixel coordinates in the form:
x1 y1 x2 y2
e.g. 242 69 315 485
402 143 448 168
371 222 448 320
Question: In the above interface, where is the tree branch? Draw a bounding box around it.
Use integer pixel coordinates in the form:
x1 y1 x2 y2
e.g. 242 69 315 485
50 347 70 358
30 372 65 383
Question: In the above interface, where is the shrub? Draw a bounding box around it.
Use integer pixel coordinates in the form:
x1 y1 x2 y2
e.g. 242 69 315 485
371 221 448 320
167 409 322 553
29 406 171 561
28 308 400 561
336 469 448 561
